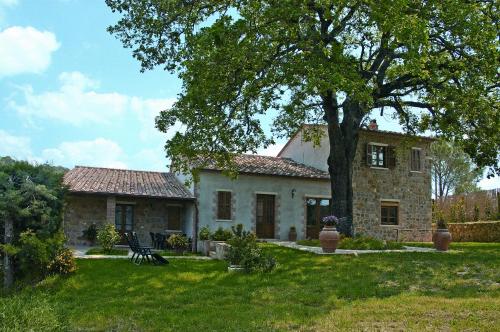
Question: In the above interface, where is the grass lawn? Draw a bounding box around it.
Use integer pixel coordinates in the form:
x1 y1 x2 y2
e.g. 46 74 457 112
296 237 404 250
1 242 499 331
85 247 129 256
157 250 202 256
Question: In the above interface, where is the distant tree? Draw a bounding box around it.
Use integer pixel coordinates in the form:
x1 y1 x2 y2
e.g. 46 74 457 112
431 140 483 201
107 0 499 233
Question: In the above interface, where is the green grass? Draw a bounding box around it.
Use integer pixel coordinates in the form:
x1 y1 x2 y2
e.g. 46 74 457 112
156 250 202 256
85 247 129 256
296 237 404 250
1 242 499 331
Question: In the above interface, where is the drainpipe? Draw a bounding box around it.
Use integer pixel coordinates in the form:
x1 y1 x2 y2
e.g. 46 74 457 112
192 184 199 253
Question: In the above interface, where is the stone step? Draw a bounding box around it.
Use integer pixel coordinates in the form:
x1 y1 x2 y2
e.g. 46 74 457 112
209 251 217 259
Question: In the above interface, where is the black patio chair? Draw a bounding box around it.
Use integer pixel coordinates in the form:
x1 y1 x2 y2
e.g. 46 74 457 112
150 232 157 249
155 233 166 250
124 232 155 265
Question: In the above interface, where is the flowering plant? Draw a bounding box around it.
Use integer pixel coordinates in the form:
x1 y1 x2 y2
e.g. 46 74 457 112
322 215 339 226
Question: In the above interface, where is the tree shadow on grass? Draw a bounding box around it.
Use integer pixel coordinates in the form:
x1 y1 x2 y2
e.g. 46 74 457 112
18 242 500 331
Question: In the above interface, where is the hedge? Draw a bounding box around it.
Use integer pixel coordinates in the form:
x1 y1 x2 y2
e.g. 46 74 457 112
433 221 500 242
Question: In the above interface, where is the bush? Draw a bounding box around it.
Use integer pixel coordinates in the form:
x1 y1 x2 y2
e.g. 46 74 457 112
167 234 188 250
338 236 404 250
82 224 98 243
211 227 233 241
47 247 76 275
97 224 121 253
198 226 211 241
226 224 276 273
15 230 51 281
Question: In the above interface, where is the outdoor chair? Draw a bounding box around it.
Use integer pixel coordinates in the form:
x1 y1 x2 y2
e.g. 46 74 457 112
149 232 157 249
155 233 166 250
124 232 157 265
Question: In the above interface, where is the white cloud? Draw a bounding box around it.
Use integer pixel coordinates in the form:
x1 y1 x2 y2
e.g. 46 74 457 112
11 71 176 129
11 71 128 125
130 96 176 141
42 138 128 169
134 146 169 171
0 0 19 6
0 129 35 160
0 26 59 77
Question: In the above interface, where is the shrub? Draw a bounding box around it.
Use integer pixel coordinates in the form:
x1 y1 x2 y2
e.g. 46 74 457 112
47 247 76 275
226 224 276 273
168 234 188 250
338 236 404 250
15 230 51 281
211 227 233 241
97 224 121 253
82 224 98 243
198 226 211 241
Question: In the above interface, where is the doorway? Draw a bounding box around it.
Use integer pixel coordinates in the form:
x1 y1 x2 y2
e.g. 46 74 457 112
256 194 275 238
306 198 331 239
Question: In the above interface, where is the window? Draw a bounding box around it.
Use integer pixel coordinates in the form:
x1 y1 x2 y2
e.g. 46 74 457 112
381 201 399 225
366 144 396 168
370 144 387 167
217 191 232 220
411 148 422 172
115 204 134 233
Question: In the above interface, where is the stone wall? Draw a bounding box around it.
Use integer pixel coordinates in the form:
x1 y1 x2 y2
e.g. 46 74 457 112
352 131 433 241
433 221 500 242
64 194 194 245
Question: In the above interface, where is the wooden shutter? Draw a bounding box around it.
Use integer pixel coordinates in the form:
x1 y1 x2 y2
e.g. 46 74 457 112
387 146 396 169
217 191 231 220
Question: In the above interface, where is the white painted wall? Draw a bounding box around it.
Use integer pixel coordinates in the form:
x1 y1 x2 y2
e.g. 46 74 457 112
196 171 331 240
279 128 329 171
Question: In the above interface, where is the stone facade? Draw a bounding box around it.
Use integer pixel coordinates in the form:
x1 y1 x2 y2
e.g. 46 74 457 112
279 126 433 241
64 194 194 245
352 131 433 241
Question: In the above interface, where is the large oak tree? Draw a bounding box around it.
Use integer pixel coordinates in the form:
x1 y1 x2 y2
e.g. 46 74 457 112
107 0 499 228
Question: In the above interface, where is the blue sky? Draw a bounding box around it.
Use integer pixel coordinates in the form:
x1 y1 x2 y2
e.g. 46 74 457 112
0 0 497 189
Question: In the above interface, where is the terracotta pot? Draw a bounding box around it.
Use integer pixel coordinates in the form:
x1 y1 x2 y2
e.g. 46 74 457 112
433 229 452 251
289 229 297 241
319 226 340 253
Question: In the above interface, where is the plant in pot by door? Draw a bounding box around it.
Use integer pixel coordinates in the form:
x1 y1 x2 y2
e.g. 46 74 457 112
168 234 189 255
82 224 98 246
198 226 211 256
288 226 297 241
433 217 452 251
319 215 340 253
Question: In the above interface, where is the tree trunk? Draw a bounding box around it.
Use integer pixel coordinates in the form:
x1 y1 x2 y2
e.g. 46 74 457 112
3 218 13 289
323 93 363 236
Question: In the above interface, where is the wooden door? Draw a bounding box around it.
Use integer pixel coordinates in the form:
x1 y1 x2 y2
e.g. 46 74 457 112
115 204 134 243
306 198 331 239
167 206 182 231
256 194 275 238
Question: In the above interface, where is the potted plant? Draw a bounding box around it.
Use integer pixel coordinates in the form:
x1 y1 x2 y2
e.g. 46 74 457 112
288 226 297 241
168 234 189 255
433 217 452 251
198 226 211 256
319 215 340 253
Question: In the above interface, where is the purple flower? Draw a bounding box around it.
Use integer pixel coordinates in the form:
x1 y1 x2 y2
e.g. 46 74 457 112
322 215 339 226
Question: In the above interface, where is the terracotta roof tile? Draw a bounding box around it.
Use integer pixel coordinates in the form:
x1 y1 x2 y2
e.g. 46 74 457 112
202 154 329 179
63 166 194 200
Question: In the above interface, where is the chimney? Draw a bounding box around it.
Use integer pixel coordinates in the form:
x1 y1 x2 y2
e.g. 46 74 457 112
368 119 378 131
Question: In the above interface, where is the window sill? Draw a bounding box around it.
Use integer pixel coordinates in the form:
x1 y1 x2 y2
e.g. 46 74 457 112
370 166 389 170
380 224 399 227
216 219 233 222
410 170 422 174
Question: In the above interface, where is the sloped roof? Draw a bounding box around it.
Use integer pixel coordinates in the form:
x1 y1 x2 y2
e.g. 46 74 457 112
64 166 194 200
202 154 330 179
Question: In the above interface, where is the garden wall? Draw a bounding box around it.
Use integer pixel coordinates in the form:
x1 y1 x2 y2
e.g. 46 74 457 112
433 221 500 242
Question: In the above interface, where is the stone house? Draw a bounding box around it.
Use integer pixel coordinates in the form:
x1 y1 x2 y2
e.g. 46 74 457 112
62 124 433 247
63 166 194 245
